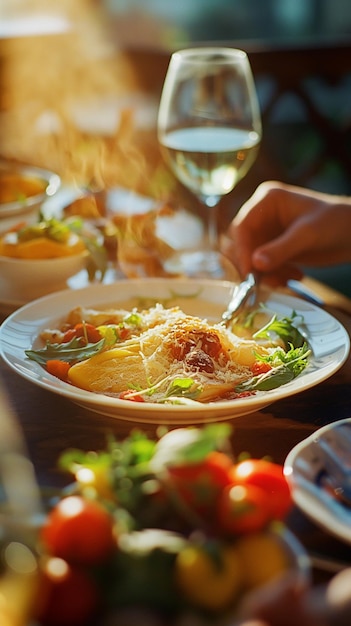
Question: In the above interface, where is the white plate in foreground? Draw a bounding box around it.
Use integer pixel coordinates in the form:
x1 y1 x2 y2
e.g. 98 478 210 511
0 278 349 424
285 419 351 544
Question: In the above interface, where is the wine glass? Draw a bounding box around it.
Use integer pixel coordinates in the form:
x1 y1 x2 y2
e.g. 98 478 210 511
157 47 262 278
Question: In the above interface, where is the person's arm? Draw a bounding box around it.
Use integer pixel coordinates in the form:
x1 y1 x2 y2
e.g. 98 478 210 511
221 181 351 285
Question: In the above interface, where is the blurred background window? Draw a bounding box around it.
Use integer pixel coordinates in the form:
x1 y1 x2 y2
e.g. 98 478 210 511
104 0 351 49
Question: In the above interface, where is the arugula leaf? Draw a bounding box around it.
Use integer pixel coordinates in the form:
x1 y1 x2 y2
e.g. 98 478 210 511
165 378 202 400
237 365 296 391
253 311 305 349
235 344 311 392
25 336 105 365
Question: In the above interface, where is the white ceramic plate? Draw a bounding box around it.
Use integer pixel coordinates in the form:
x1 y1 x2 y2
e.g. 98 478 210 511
0 279 349 424
285 419 351 544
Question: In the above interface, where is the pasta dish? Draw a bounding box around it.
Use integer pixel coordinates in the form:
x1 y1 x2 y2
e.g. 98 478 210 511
25 303 310 405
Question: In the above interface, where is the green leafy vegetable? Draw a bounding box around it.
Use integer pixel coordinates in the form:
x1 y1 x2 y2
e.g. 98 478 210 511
235 344 311 392
253 311 305 349
154 423 233 465
165 378 202 400
124 312 143 327
25 336 105 365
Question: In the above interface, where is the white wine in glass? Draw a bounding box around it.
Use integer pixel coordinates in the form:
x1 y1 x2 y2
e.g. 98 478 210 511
158 47 262 278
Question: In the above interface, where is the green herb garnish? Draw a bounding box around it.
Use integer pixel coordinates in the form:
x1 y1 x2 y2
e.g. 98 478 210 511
253 311 305 349
165 378 202 400
235 343 311 392
25 336 105 365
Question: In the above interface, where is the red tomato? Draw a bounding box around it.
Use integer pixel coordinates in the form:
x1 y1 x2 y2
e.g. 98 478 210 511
217 483 270 534
251 361 272 375
118 326 131 341
46 360 71 381
229 459 293 520
119 389 145 402
63 323 102 344
41 496 116 566
163 451 233 517
62 328 78 343
35 557 100 626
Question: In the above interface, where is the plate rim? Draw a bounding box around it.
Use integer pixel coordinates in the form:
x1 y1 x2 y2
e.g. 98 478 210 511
1 278 349 423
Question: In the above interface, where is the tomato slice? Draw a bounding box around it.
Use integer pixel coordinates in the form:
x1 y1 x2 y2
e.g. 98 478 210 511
119 389 145 402
46 360 71 381
251 361 272 375
63 323 102 344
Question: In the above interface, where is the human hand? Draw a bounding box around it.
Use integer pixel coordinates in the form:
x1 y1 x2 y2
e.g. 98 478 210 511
221 181 351 285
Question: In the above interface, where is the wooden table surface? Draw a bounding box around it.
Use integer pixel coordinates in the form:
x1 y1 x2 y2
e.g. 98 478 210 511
1 275 351 588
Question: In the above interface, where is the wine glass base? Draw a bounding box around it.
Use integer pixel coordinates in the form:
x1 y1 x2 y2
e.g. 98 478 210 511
164 250 238 280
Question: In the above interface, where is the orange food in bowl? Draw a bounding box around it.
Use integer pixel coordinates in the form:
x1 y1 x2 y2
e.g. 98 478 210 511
0 233 86 259
0 173 47 204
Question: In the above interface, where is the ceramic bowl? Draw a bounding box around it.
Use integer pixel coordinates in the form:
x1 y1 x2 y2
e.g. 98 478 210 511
0 250 89 301
0 161 61 219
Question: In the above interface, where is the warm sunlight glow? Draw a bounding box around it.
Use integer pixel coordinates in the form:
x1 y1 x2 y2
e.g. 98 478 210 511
4 542 37 575
0 0 157 193
229 485 246 501
234 460 255 480
76 467 95 485
59 496 85 517
45 557 69 580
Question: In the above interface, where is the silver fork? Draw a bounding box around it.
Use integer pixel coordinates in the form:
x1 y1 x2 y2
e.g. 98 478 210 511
221 272 258 327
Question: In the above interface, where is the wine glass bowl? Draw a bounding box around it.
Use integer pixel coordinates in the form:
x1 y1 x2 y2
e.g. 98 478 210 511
157 47 261 278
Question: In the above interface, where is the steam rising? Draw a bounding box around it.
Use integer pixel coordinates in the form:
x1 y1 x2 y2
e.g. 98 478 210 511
0 0 161 193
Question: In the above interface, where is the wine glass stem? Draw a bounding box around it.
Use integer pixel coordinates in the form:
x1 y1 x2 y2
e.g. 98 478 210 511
202 196 220 252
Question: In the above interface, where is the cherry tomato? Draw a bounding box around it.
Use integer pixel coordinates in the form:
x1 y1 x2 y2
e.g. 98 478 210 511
35 556 100 626
217 483 270 534
229 459 293 520
41 496 116 566
162 451 233 517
